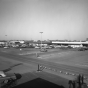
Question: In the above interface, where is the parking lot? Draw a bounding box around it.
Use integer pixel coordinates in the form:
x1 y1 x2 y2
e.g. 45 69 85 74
1 47 88 69
0 47 88 87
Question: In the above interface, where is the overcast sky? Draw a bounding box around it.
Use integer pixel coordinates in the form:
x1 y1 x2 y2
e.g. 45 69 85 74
0 0 88 41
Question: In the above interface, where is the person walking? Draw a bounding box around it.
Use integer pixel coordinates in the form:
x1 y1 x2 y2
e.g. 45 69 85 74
68 80 72 88
72 81 76 88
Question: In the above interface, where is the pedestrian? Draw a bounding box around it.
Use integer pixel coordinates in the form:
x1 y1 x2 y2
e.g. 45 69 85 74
14 73 22 80
81 74 84 84
72 81 76 88
77 74 82 88
68 80 72 88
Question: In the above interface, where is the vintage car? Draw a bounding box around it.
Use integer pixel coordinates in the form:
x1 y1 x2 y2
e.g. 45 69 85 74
0 71 17 79
40 48 48 52
0 71 6 78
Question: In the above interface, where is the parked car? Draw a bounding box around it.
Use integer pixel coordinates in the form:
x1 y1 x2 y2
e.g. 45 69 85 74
4 47 9 49
78 48 85 51
0 71 15 78
0 71 6 78
35 46 40 49
43 46 52 49
83 47 88 50
40 48 48 52
0 71 21 79
0 71 22 88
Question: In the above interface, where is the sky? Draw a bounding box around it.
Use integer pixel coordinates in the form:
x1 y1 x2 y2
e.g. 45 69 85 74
0 0 88 41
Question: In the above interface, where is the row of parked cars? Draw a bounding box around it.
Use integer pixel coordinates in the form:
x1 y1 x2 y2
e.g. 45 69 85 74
1 44 88 51
78 47 88 51
35 46 53 49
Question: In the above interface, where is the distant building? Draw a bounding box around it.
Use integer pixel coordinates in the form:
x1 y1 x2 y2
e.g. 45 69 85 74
9 40 24 44
52 41 88 47
0 41 5 44
0 40 7 45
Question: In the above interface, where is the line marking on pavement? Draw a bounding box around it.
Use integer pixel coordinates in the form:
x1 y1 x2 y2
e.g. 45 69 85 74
2 51 7 52
19 53 35 55
76 64 88 67
40 51 72 59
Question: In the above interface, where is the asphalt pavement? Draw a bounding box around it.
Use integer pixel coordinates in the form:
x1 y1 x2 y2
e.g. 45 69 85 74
0 49 88 87
0 51 88 78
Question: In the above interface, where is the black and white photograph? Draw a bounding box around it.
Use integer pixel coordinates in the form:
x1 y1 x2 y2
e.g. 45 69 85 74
0 0 88 88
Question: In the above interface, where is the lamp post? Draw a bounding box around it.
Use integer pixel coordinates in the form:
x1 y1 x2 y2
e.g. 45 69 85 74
40 32 43 49
5 35 7 46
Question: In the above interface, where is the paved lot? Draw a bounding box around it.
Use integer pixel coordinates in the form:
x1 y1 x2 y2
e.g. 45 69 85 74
0 48 88 87
39 50 88 68
15 48 88 68
0 56 68 88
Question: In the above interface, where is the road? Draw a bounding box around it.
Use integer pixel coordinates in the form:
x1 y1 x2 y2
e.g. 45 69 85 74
0 51 88 78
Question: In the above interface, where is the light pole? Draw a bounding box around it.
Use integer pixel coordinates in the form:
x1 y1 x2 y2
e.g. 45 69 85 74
5 35 7 46
40 32 43 49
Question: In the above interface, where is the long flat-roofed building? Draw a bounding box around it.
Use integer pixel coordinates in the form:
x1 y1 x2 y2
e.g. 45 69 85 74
52 41 88 48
